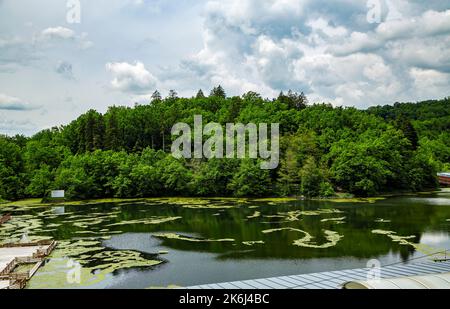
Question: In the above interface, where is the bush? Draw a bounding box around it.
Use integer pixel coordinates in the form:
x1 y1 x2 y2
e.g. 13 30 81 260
319 181 335 198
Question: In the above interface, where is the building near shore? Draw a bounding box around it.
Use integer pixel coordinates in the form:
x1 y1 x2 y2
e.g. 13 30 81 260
438 173 450 186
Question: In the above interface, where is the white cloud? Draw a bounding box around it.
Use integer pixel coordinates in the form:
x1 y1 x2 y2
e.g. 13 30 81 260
40 27 75 40
0 93 38 111
106 61 158 93
409 68 450 100
331 10 450 56
36 27 93 50
175 1 450 106
1 0 450 136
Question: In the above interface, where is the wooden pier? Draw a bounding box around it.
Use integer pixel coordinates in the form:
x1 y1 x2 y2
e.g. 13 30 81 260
0 240 57 289
185 261 450 289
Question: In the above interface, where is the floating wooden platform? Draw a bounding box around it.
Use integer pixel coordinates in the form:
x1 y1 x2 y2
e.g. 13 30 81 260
185 261 450 289
0 240 57 289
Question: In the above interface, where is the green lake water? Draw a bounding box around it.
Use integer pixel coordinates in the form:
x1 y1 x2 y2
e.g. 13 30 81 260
1 190 450 289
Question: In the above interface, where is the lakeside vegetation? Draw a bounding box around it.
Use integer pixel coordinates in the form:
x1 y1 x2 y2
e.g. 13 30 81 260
0 88 449 201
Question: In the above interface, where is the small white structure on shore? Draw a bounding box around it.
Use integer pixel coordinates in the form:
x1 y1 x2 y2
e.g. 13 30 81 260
51 190 65 198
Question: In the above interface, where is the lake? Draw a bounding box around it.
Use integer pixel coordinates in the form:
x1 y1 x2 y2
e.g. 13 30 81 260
1 190 450 289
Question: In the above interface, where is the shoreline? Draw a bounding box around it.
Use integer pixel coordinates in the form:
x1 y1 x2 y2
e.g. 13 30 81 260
0 188 447 208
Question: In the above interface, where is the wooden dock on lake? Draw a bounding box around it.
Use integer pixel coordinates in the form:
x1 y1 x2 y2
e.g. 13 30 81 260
185 261 450 289
0 240 57 289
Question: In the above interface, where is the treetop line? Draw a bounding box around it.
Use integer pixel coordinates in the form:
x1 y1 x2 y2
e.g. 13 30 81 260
0 89 448 201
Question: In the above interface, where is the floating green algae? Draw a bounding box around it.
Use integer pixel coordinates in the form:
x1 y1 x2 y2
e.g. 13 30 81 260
153 233 235 243
29 253 161 289
372 229 395 235
262 227 303 234
27 238 163 289
247 211 261 219
320 217 346 223
242 240 265 246
276 210 302 222
181 204 236 209
72 218 112 228
0 214 46 244
0 198 43 208
262 227 343 249
144 197 242 209
325 197 385 203
262 227 314 244
374 218 392 223
371 229 440 256
262 209 345 223
300 209 345 216
251 197 297 203
154 198 210 206
372 230 416 245
293 230 343 249
209 197 250 204
0 198 120 210
27 258 105 289
263 214 285 219
106 216 182 227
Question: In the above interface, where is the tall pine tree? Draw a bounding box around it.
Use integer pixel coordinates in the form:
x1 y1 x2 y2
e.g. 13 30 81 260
210 85 226 98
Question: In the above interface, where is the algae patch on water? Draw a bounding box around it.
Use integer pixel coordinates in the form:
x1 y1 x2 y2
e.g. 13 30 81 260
262 227 343 249
293 230 343 249
374 218 391 223
106 216 182 227
321 217 346 223
371 229 441 256
325 197 385 203
262 208 344 223
0 214 47 244
247 211 261 219
250 198 298 203
28 238 163 288
149 198 238 209
242 240 265 246
300 209 344 216
276 211 302 222
153 233 234 243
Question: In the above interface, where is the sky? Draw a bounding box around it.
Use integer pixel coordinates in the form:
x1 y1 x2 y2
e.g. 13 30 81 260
0 0 449 136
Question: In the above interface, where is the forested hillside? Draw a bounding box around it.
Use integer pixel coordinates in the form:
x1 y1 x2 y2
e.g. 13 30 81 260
1 88 448 201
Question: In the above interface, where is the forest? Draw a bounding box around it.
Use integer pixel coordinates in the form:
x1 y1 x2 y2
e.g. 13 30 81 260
0 87 449 201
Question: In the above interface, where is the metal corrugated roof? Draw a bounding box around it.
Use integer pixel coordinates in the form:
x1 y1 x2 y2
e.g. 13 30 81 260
342 272 450 289
185 262 450 289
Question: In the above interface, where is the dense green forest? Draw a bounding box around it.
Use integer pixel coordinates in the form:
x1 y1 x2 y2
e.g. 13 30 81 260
1 88 449 201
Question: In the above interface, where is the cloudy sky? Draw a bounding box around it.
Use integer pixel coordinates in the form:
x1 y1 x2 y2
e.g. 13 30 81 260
0 0 449 136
